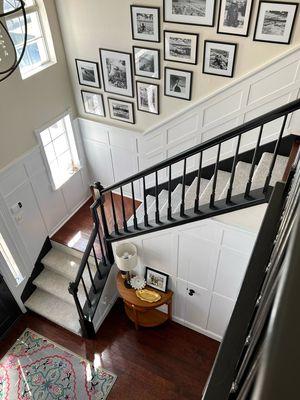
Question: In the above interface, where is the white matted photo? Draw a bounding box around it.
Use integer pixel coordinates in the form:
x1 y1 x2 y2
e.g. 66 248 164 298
108 98 135 124
100 49 133 97
133 46 160 79
75 59 101 88
164 31 199 65
145 267 169 292
164 67 193 100
136 81 159 115
203 41 237 77
218 0 254 36
81 91 105 117
164 0 216 27
254 1 298 44
131 6 160 42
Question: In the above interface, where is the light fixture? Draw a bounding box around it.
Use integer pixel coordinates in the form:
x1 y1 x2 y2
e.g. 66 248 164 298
115 243 138 288
0 0 27 83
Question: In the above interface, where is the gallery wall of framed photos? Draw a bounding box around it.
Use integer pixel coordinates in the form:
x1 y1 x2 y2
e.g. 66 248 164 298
64 0 300 131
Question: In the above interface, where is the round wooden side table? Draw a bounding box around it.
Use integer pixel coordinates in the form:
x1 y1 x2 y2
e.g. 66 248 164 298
116 272 173 330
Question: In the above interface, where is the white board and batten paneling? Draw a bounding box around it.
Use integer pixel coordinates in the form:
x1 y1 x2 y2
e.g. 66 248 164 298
0 120 91 300
80 45 300 196
113 218 258 341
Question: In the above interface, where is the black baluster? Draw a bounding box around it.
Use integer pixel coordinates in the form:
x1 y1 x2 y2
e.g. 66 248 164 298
263 114 288 193
226 135 241 204
143 176 149 227
99 194 111 239
245 125 264 198
194 152 203 213
180 158 187 217
110 192 119 234
86 261 97 294
167 165 172 221
155 170 160 224
120 186 128 232
210 144 221 208
131 182 138 230
69 282 85 321
92 245 102 279
96 229 107 266
81 277 91 308
91 201 108 267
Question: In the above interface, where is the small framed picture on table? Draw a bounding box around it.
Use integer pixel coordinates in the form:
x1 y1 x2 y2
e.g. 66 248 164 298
145 267 169 293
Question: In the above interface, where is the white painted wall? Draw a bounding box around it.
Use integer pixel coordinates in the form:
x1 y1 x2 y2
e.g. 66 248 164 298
0 120 91 304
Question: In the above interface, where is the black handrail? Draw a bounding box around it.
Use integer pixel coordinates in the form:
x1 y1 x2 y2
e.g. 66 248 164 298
100 98 300 194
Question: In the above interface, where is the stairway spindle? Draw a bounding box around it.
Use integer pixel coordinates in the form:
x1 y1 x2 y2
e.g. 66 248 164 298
210 144 221 208
96 229 107 266
92 245 102 279
81 277 92 308
131 181 138 230
245 125 264 198
155 170 160 224
180 158 187 217
86 261 97 293
120 186 128 232
263 114 288 193
143 176 150 227
167 165 172 220
110 192 119 234
194 152 203 213
226 135 241 204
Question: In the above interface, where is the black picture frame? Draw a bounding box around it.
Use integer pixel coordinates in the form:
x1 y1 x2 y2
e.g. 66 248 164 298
253 1 298 45
136 81 160 115
130 5 161 43
164 30 199 65
75 59 101 89
99 48 134 98
164 66 193 101
202 40 237 78
108 97 135 124
217 0 254 37
81 90 106 117
145 267 169 293
133 46 161 80
163 0 216 27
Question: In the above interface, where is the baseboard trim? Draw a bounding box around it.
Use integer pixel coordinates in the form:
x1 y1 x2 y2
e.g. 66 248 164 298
172 316 222 342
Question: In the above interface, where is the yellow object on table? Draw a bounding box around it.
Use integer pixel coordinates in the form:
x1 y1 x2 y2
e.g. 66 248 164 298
136 289 161 303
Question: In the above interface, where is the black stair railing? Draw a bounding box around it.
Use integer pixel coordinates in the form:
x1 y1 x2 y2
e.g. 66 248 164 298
70 98 300 338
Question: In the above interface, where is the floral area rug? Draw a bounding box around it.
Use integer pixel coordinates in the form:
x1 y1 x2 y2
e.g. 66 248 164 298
0 329 117 399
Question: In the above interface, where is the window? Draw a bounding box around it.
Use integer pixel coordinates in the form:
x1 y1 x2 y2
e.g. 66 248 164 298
4 0 56 79
0 233 23 284
38 114 81 190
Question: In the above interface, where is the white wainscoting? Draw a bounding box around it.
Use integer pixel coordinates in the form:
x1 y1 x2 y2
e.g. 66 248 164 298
80 46 300 194
0 121 91 301
112 218 258 341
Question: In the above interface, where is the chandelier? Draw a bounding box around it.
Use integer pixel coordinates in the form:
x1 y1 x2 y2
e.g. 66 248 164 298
0 0 27 82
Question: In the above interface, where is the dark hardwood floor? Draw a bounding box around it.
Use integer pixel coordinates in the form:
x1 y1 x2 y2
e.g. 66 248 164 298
52 194 141 255
1 300 219 400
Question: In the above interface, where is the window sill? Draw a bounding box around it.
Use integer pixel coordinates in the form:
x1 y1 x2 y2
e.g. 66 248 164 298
21 60 57 80
52 166 82 192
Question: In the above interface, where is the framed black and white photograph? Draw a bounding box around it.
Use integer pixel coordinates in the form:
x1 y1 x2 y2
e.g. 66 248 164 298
108 98 135 124
164 31 199 65
163 0 216 27
145 267 169 292
218 0 254 36
203 41 237 77
131 6 160 42
99 49 134 98
164 67 193 101
133 46 160 79
75 59 101 88
254 1 298 44
136 81 159 115
81 91 105 117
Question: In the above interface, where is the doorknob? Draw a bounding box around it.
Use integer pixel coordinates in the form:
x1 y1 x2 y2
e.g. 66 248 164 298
188 289 195 296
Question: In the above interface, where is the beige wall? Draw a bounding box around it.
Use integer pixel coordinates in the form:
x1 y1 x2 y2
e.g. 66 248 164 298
0 0 76 169
55 0 300 132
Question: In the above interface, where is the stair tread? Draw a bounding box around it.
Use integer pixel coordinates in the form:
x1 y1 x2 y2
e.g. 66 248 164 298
180 177 210 211
160 184 189 216
147 189 169 221
199 170 231 206
33 269 86 306
251 152 288 190
127 195 156 225
25 289 81 334
220 161 253 198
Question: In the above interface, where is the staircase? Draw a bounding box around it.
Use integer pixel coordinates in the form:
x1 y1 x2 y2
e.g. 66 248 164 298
23 98 300 338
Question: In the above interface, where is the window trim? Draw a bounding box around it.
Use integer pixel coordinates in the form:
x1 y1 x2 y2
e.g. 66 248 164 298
35 110 81 191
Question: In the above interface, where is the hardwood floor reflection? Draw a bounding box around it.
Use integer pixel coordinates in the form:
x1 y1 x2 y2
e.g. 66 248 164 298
1 300 219 400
